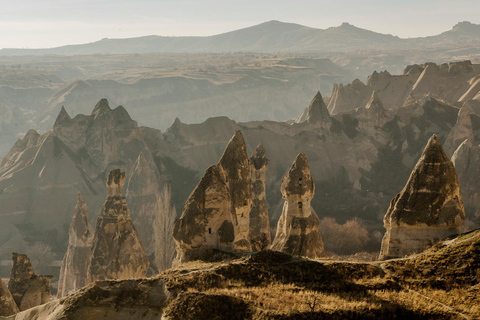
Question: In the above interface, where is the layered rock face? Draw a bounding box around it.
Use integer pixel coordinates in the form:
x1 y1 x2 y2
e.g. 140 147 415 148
8 253 52 311
86 169 149 282
379 135 465 260
0 278 19 316
57 192 94 298
249 144 271 251
271 153 327 258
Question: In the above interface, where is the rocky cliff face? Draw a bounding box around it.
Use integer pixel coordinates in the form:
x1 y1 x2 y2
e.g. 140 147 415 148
0 99 175 271
8 253 52 311
86 169 149 282
0 278 19 316
379 135 465 260
327 61 480 114
57 192 94 298
271 153 327 258
295 91 332 129
249 144 271 251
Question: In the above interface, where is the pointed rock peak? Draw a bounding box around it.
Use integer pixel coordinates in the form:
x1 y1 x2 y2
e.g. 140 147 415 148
113 105 132 122
91 98 111 116
282 152 314 196
420 134 450 165
219 130 248 167
54 106 71 127
365 91 385 110
304 90 330 123
107 169 126 197
250 144 269 170
173 117 182 125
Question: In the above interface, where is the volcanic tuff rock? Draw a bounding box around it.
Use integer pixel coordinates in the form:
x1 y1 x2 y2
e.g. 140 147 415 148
295 91 331 128
271 152 327 258
248 144 271 251
218 131 253 251
0 99 175 271
57 192 94 298
0 278 19 316
379 135 465 260
443 100 480 155
8 253 52 311
327 61 480 114
173 131 255 262
86 169 149 283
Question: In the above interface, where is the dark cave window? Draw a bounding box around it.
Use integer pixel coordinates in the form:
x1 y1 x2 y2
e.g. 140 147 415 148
208 228 212 234
298 178 303 186
298 202 303 209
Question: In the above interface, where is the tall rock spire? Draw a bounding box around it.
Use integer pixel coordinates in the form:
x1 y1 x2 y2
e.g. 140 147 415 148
379 134 465 260
249 144 271 251
218 130 253 252
86 169 149 282
8 253 52 311
271 152 327 258
57 192 94 298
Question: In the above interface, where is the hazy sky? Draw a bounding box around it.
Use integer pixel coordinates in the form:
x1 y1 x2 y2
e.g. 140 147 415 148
1 0 479 48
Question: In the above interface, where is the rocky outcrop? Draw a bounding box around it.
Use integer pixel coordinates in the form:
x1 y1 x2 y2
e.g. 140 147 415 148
57 192 94 298
271 153 327 258
379 135 465 260
0 278 19 316
451 139 480 220
249 144 271 251
173 130 259 263
218 131 253 251
173 165 235 263
4 278 169 320
8 253 52 311
295 91 331 128
126 151 177 271
443 100 480 155
327 79 373 115
86 169 149 282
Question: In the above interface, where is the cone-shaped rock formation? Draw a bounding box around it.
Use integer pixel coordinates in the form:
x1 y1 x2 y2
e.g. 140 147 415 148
249 144 271 251
0 278 19 316
57 192 94 298
295 91 331 127
8 253 52 311
218 131 253 251
379 135 465 260
53 106 71 127
271 153 327 258
86 169 149 282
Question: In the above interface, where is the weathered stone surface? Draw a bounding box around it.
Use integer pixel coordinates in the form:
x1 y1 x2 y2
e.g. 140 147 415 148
379 135 465 260
57 192 94 298
248 144 271 251
271 152 327 258
8 253 52 311
218 131 253 251
173 165 235 263
86 169 149 282
4 278 169 320
0 278 19 316
444 100 480 155
295 91 331 128
126 151 177 271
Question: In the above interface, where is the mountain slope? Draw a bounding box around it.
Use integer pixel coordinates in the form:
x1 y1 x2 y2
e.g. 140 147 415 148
2 20 479 55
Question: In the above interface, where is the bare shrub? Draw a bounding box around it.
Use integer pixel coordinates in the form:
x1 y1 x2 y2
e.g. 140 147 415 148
26 242 56 274
319 217 370 255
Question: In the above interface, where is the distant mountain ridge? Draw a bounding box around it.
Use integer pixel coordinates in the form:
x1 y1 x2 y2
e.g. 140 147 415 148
2 20 480 55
